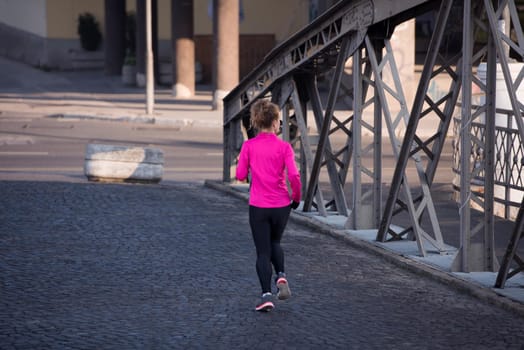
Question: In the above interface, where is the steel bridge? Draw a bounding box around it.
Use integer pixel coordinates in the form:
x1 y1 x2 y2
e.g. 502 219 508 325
222 0 524 288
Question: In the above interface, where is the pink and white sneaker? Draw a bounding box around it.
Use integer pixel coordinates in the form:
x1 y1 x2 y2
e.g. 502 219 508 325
255 292 274 312
276 273 291 300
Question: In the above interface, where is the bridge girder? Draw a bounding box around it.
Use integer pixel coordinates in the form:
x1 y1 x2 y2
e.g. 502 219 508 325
222 0 524 286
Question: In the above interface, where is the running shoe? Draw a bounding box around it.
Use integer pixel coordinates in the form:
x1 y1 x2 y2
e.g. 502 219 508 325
276 272 291 300
255 293 274 312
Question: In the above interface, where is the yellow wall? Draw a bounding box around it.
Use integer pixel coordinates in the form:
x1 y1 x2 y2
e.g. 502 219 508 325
32 0 308 42
46 0 105 39
241 0 309 42
126 0 136 12
193 0 210 35
157 0 171 39
141 0 310 42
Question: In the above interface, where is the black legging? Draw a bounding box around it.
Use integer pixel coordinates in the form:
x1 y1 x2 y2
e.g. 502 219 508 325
249 205 292 294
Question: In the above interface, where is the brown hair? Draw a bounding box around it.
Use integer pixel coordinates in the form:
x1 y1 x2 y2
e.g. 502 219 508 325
250 99 280 130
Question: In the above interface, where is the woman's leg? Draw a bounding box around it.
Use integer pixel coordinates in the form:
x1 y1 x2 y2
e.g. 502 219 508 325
249 206 273 293
269 205 291 274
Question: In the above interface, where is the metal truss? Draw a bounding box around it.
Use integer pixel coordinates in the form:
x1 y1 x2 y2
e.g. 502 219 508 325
222 0 374 131
366 34 448 256
447 0 524 279
377 0 458 257
223 0 428 212
483 0 524 287
450 0 498 272
290 77 330 217
349 44 382 229
222 0 432 129
276 34 364 217
223 0 524 284
300 35 359 216
222 0 375 184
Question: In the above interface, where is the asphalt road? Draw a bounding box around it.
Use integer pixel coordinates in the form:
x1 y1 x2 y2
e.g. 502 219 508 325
0 117 223 183
0 115 456 183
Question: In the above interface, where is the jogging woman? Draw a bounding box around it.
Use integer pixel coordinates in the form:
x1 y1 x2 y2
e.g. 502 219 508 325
236 99 301 312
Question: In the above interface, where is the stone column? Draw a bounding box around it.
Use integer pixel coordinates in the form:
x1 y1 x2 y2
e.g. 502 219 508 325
171 0 195 97
104 0 126 75
136 0 146 86
212 0 239 110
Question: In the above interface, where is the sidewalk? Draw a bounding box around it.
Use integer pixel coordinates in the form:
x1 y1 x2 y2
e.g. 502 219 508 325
1 56 524 316
0 56 222 128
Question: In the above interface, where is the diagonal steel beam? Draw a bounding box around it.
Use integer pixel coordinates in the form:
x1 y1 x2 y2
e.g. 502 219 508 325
290 78 328 216
303 35 353 214
496 198 524 287
306 75 350 216
377 0 453 244
483 0 524 139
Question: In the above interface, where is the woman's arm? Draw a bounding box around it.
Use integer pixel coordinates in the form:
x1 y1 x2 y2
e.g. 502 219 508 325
236 143 249 181
285 144 301 203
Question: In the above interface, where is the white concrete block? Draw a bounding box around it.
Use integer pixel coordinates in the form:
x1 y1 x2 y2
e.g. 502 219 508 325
84 144 163 183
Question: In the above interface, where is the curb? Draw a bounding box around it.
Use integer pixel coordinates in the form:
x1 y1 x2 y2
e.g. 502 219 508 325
47 113 222 128
48 113 156 124
204 179 524 318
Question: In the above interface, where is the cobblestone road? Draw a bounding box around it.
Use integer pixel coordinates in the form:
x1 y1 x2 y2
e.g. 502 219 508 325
1 181 524 349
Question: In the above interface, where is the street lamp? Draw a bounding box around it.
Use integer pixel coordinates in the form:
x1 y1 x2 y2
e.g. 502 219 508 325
146 0 154 115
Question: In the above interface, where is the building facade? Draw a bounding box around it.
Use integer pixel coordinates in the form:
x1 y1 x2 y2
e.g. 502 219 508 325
0 0 310 83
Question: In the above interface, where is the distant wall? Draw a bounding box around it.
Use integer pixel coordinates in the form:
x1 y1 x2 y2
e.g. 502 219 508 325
0 0 47 37
46 0 104 39
0 0 105 69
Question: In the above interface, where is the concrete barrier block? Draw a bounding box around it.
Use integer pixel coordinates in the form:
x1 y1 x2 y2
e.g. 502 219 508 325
85 144 164 163
84 143 163 183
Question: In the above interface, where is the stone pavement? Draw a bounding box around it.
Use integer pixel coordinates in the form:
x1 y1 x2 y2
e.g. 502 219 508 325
2 180 524 349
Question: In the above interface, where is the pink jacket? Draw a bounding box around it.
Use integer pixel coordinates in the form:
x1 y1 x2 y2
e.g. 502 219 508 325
236 132 301 208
